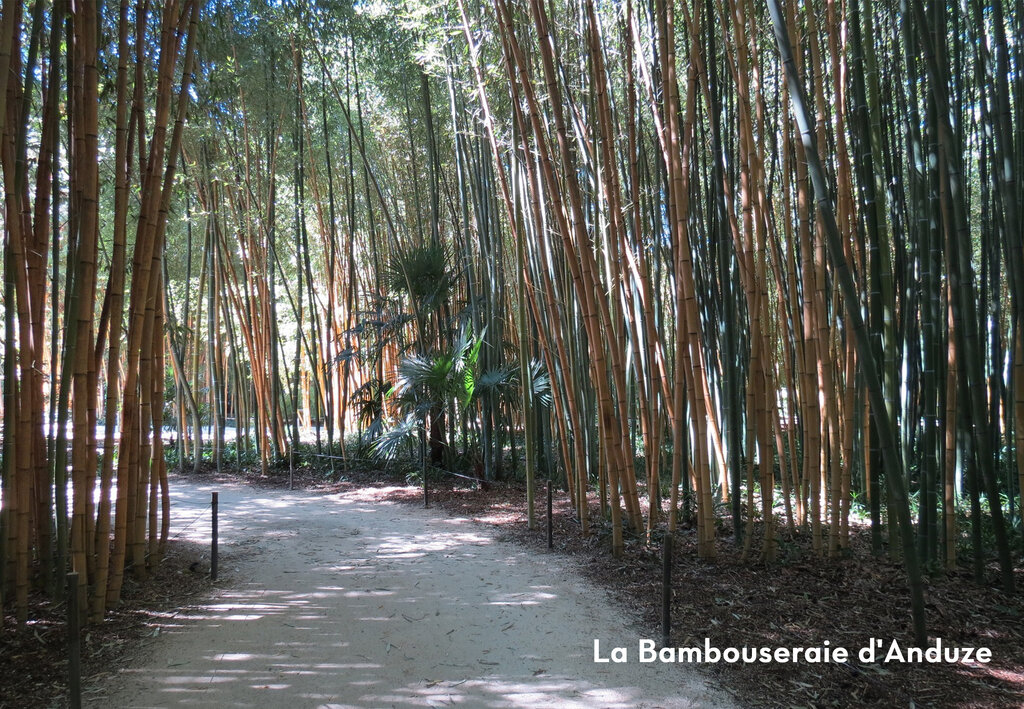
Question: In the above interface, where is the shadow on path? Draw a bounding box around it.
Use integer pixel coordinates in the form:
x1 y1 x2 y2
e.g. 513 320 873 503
91 480 728 708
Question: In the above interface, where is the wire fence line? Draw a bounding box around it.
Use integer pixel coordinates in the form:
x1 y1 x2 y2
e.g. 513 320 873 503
166 499 214 543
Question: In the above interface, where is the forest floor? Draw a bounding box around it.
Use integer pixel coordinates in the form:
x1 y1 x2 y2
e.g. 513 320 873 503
1 525 218 708
3 462 1023 708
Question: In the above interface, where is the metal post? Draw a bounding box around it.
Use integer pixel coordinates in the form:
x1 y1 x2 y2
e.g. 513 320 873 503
422 432 429 508
546 478 553 550
67 571 81 709
211 492 219 581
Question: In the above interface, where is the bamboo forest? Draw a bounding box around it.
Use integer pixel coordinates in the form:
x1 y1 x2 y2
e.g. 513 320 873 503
2 0 1023 705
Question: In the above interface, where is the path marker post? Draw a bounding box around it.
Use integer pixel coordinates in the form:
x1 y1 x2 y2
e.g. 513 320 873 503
547 479 553 550
67 571 81 709
211 491 219 581
422 438 429 508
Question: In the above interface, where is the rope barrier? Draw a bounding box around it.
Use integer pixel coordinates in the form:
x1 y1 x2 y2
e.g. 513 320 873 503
168 497 213 508
166 501 213 542
427 466 482 486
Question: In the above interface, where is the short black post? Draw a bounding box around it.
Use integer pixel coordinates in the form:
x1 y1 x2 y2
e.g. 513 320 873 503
546 478 553 550
662 533 673 647
67 571 81 709
211 492 219 581
422 433 429 508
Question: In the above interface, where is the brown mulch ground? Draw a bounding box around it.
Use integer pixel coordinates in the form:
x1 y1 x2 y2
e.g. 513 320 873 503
4 462 1022 708
0 538 214 709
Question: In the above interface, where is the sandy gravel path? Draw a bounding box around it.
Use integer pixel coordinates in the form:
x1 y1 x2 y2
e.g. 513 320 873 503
89 478 730 708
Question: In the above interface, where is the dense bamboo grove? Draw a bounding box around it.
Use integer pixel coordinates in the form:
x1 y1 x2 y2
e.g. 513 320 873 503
1 0 199 622
2 0 1022 643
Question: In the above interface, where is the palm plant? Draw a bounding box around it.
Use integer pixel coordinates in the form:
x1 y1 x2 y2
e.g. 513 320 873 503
386 242 452 317
368 413 422 463
371 325 484 466
352 378 391 447
474 357 551 419
387 242 454 355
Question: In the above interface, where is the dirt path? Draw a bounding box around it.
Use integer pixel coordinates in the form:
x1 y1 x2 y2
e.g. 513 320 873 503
89 478 731 708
